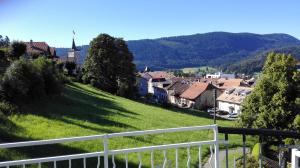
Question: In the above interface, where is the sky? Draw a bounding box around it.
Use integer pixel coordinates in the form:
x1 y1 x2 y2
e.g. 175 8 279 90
0 0 300 47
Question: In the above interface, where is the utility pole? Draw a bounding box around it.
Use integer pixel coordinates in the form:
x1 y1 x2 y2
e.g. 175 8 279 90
213 89 217 124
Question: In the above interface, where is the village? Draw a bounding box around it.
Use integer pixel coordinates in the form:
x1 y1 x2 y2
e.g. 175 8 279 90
138 69 255 119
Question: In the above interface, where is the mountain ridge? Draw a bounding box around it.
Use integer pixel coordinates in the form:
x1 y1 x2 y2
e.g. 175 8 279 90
56 32 300 72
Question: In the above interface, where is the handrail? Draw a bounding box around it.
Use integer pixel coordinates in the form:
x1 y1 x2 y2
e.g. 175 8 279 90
0 124 217 149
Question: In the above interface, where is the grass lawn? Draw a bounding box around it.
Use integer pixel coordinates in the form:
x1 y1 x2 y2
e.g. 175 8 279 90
0 82 254 167
181 66 218 74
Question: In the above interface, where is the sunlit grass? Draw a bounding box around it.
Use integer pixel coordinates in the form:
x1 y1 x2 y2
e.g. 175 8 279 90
0 82 253 167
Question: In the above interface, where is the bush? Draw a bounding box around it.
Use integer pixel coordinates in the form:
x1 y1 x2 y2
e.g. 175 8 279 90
236 155 259 168
1 57 64 103
33 57 62 95
65 61 76 76
252 143 260 159
0 101 18 115
1 58 45 102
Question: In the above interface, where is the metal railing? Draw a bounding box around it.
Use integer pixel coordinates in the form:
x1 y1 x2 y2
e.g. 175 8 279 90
292 148 300 168
0 124 223 168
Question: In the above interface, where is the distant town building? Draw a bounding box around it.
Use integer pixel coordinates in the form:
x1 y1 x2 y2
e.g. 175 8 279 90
205 72 235 79
67 38 80 66
138 71 173 96
179 82 221 109
217 87 252 114
166 79 190 106
25 40 57 59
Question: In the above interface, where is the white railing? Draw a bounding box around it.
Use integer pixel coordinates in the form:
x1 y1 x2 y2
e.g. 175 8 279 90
0 124 224 168
292 148 300 168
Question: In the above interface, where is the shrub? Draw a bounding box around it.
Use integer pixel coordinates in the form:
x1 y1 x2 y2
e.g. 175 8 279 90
65 61 76 76
1 57 65 103
252 143 260 159
236 155 259 168
33 57 62 95
0 101 18 115
1 58 45 102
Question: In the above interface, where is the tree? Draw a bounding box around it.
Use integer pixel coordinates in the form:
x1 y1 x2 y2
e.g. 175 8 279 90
64 61 76 76
4 36 10 47
114 38 137 97
83 34 137 96
10 41 27 60
239 52 300 130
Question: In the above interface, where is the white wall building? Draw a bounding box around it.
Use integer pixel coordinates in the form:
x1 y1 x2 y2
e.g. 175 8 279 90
206 72 235 79
217 87 252 114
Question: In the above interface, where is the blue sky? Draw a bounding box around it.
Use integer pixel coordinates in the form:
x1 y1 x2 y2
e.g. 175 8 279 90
0 0 300 47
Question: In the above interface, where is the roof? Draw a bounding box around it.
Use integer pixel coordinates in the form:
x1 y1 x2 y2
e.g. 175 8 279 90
217 78 244 89
217 87 253 105
141 71 174 80
180 82 213 100
166 81 190 96
25 41 56 56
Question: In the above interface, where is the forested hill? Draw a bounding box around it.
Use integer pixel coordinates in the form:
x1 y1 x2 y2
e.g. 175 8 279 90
56 32 300 71
222 46 300 74
127 32 300 70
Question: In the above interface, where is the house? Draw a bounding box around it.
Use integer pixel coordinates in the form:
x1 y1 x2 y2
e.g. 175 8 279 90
166 80 190 106
216 78 248 90
179 82 221 109
206 72 235 79
138 71 173 96
217 87 252 114
25 40 58 59
153 86 168 103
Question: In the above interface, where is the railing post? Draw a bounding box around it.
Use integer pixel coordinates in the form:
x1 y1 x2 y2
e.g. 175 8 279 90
242 134 246 168
103 134 109 168
291 149 299 168
214 125 219 168
225 133 229 168
259 136 262 168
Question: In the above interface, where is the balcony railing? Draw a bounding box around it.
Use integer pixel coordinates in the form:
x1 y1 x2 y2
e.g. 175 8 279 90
0 124 225 168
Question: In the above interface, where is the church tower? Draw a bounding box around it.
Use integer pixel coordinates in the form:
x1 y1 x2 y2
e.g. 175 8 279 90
67 33 80 66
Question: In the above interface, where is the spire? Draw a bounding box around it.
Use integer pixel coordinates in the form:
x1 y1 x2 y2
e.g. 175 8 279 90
72 38 78 51
71 30 79 51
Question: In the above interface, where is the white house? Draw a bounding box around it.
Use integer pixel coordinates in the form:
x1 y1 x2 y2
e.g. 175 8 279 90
217 87 252 114
138 71 173 96
206 72 235 79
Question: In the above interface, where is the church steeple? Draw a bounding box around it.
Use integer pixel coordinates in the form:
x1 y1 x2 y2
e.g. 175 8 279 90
72 38 79 51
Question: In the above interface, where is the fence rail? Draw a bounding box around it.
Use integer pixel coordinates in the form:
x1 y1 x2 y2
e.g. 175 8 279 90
0 124 223 168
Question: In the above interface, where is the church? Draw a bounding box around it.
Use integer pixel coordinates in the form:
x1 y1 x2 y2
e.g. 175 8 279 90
67 37 81 66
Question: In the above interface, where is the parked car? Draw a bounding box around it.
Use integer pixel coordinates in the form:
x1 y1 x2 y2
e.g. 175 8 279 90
207 107 218 113
228 113 238 118
217 110 229 115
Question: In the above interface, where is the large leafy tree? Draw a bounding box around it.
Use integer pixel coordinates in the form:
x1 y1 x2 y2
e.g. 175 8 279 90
83 34 136 97
239 52 300 131
114 38 136 97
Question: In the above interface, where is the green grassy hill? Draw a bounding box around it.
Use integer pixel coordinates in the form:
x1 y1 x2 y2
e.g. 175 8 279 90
0 83 249 167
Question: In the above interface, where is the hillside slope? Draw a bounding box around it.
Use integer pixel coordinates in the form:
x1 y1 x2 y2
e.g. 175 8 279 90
0 83 239 167
127 32 300 70
222 46 300 74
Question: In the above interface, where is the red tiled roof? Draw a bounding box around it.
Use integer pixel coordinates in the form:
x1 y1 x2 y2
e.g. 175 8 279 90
180 82 211 100
217 78 244 89
25 41 56 56
148 71 173 79
140 71 174 80
217 87 253 105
